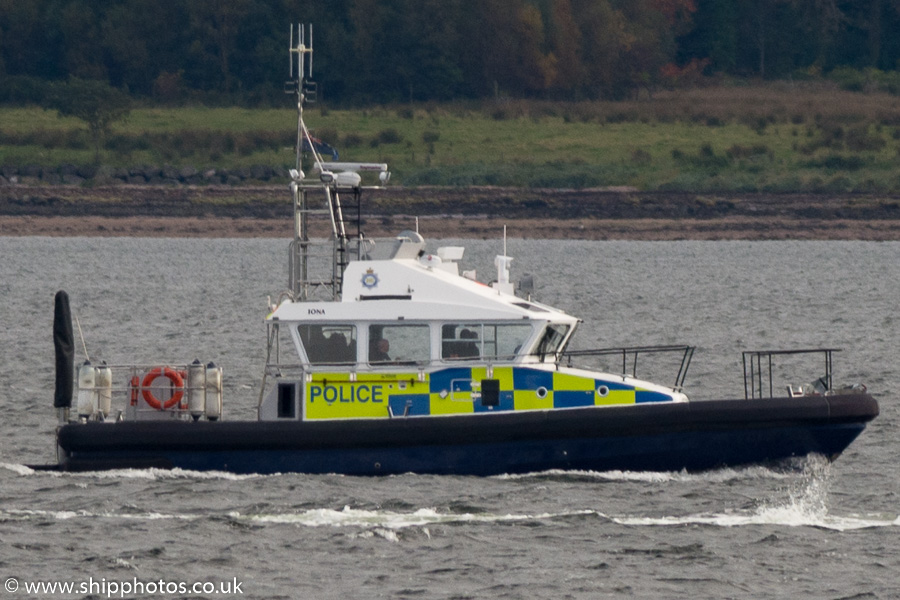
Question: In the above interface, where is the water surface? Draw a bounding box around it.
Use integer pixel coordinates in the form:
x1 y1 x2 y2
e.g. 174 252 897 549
0 238 896 599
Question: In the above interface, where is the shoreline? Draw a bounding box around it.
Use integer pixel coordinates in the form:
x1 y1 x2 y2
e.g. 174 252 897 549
3 185 900 240
3 214 900 240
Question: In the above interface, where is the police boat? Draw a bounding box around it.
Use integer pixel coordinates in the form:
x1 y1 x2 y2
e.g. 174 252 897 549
45 26 878 475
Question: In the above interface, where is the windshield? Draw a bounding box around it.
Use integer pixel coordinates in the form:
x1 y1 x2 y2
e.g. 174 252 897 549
535 324 571 358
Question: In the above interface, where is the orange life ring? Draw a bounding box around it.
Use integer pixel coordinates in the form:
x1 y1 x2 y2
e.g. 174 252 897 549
141 366 184 410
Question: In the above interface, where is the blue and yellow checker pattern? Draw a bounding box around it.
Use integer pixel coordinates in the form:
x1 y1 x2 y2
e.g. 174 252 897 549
304 366 674 420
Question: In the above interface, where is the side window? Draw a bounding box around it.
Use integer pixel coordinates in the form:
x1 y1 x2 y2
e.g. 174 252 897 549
442 324 534 360
369 324 430 365
484 324 534 359
441 324 482 360
298 324 357 365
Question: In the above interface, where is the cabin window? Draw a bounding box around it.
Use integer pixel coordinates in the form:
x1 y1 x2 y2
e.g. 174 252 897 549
535 324 571 358
369 324 429 365
298 324 357 365
441 324 482 360
485 324 534 359
441 323 533 361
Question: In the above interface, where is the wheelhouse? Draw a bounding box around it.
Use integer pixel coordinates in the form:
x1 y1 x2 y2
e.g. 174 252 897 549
287 318 573 369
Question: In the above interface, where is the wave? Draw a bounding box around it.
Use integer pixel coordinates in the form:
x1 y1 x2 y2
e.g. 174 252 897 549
608 457 895 531
0 462 37 476
4 501 895 534
231 506 597 530
0 462 264 481
0 504 599 539
0 508 198 522
496 464 794 483
609 510 898 531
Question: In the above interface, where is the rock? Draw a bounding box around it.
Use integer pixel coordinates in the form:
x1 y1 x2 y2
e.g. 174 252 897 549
92 165 117 184
76 164 98 179
61 174 84 185
250 165 271 180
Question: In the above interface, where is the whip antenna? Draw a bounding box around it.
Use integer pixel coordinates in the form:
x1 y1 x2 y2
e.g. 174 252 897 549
73 312 90 362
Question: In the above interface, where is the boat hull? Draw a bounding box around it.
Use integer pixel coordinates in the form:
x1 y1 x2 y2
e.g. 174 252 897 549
54 394 878 475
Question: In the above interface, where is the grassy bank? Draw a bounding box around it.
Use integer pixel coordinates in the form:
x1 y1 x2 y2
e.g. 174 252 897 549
3 83 900 192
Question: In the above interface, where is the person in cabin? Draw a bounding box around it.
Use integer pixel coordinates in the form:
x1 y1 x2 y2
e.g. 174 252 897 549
369 337 390 362
458 329 480 358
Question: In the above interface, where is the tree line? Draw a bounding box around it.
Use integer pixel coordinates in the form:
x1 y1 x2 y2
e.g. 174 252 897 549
2 0 900 106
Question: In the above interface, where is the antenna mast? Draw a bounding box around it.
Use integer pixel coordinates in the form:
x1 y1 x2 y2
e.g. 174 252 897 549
283 24 388 303
287 24 318 301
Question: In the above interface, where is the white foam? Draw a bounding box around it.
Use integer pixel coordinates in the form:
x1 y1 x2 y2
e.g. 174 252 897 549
610 510 896 531
33 467 266 481
1 508 198 522
0 461 268 481
608 459 895 532
0 462 36 476
232 505 595 530
75 467 265 481
497 466 792 483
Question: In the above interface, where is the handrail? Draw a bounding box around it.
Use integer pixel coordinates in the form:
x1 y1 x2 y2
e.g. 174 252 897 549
263 345 696 390
560 345 694 390
742 348 840 399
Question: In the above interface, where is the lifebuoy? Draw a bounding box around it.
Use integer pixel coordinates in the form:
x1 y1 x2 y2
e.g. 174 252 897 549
141 366 184 410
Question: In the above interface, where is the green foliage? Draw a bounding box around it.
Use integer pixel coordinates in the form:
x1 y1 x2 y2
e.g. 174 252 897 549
42 78 132 162
0 75 47 105
3 85 900 192
828 67 900 95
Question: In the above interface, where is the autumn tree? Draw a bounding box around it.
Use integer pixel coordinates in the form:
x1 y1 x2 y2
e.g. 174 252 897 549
2 0 900 105
546 0 584 96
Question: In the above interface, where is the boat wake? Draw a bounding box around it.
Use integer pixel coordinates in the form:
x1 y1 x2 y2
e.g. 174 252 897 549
609 508 896 531
497 465 796 483
609 458 893 531
231 506 596 530
0 507 198 522
4 502 894 536
5 459 890 534
1 462 264 481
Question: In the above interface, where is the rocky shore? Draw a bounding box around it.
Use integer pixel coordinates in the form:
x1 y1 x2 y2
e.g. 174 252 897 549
2 184 900 240
0 164 286 187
